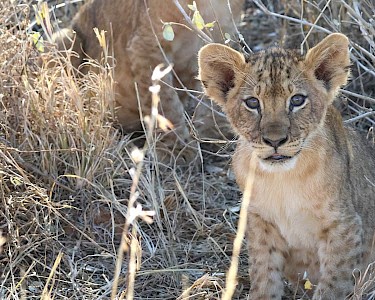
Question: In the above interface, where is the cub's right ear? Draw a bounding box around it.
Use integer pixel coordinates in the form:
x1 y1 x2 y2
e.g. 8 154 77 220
198 44 246 105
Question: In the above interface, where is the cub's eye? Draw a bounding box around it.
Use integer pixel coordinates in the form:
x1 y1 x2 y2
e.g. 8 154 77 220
243 97 260 110
290 94 307 107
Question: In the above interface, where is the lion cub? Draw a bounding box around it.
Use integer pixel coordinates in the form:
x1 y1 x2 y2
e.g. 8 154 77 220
198 33 375 299
53 0 243 153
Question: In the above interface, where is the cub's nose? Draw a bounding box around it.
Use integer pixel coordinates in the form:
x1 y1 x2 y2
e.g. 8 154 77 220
262 135 289 149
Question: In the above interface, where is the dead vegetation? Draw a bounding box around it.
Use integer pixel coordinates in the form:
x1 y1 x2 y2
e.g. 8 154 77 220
0 0 374 299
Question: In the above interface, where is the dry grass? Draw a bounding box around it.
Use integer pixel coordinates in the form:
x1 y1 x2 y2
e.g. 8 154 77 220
0 0 374 299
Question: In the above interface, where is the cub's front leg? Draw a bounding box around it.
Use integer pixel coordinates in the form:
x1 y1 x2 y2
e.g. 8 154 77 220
123 26 193 163
314 215 364 300
126 34 188 139
248 213 288 300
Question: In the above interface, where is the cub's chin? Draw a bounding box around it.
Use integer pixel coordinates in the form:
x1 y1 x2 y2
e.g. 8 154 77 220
258 153 300 173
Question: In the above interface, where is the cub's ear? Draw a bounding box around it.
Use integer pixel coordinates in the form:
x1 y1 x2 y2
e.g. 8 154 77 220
198 43 246 105
304 33 350 94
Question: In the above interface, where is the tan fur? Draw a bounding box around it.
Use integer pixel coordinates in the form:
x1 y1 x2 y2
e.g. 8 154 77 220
198 33 375 299
53 0 243 151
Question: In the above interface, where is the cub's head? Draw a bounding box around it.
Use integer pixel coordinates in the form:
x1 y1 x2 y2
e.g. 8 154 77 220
198 33 350 171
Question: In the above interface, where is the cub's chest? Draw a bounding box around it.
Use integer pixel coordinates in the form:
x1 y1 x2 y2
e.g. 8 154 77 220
250 175 331 249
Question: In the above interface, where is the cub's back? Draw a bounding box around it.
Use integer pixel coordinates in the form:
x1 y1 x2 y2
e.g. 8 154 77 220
67 0 242 55
68 0 144 60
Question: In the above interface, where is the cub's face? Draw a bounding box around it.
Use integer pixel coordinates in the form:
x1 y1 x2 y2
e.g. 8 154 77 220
198 34 350 171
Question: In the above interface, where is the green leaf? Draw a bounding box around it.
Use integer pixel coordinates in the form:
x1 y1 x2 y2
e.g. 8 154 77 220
192 11 205 30
205 21 216 28
187 5 195 11
30 32 44 52
34 2 48 26
10 176 23 187
162 24 175 41
304 279 313 290
188 1 197 11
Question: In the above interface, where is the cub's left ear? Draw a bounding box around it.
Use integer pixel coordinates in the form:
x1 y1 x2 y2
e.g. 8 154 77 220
304 33 350 93
198 43 246 106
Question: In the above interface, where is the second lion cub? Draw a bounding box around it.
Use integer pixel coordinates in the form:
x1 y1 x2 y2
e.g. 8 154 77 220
198 33 375 299
53 0 243 154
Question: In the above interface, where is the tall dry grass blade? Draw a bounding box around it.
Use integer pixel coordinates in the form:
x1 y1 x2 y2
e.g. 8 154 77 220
41 251 63 300
222 153 256 300
111 65 172 299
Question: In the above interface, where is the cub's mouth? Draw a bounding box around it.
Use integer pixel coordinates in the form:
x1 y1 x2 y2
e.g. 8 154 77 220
258 150 302 171
264 154 292 162
262 149 302 163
